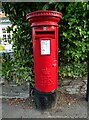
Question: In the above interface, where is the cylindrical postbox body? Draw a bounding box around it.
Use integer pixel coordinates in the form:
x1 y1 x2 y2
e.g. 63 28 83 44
26 10 62 92
26 10 62 109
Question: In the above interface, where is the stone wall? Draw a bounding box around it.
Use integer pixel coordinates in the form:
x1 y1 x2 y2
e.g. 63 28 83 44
59 77 87 95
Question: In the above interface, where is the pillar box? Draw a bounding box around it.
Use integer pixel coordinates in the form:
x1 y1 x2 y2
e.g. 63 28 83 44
26 10 62 110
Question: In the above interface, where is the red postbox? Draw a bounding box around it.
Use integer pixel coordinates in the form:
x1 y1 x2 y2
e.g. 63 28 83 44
26 10 62 110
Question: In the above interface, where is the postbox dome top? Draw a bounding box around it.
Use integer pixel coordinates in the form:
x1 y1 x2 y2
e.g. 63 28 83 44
26 10 62 20
26 10 62 27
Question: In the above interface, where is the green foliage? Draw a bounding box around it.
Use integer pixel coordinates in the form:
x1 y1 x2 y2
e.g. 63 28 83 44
58 2 89 78
0 44 5 51
59 62 87 78
2 53 13 81
2 2 89 85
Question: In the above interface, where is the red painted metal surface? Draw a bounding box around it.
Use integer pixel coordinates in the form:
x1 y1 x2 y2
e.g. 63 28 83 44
26 10 62 92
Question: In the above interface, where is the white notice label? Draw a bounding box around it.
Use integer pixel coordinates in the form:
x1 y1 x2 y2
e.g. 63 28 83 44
41 40 50 55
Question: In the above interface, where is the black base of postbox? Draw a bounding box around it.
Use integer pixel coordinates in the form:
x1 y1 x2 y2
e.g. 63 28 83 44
34 89 57 110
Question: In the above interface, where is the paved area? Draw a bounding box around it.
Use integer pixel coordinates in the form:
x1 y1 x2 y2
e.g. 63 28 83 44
1 97 88 118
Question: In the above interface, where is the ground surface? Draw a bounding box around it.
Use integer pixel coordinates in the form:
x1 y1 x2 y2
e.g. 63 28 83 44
2 93 87 118
2 78 88 118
